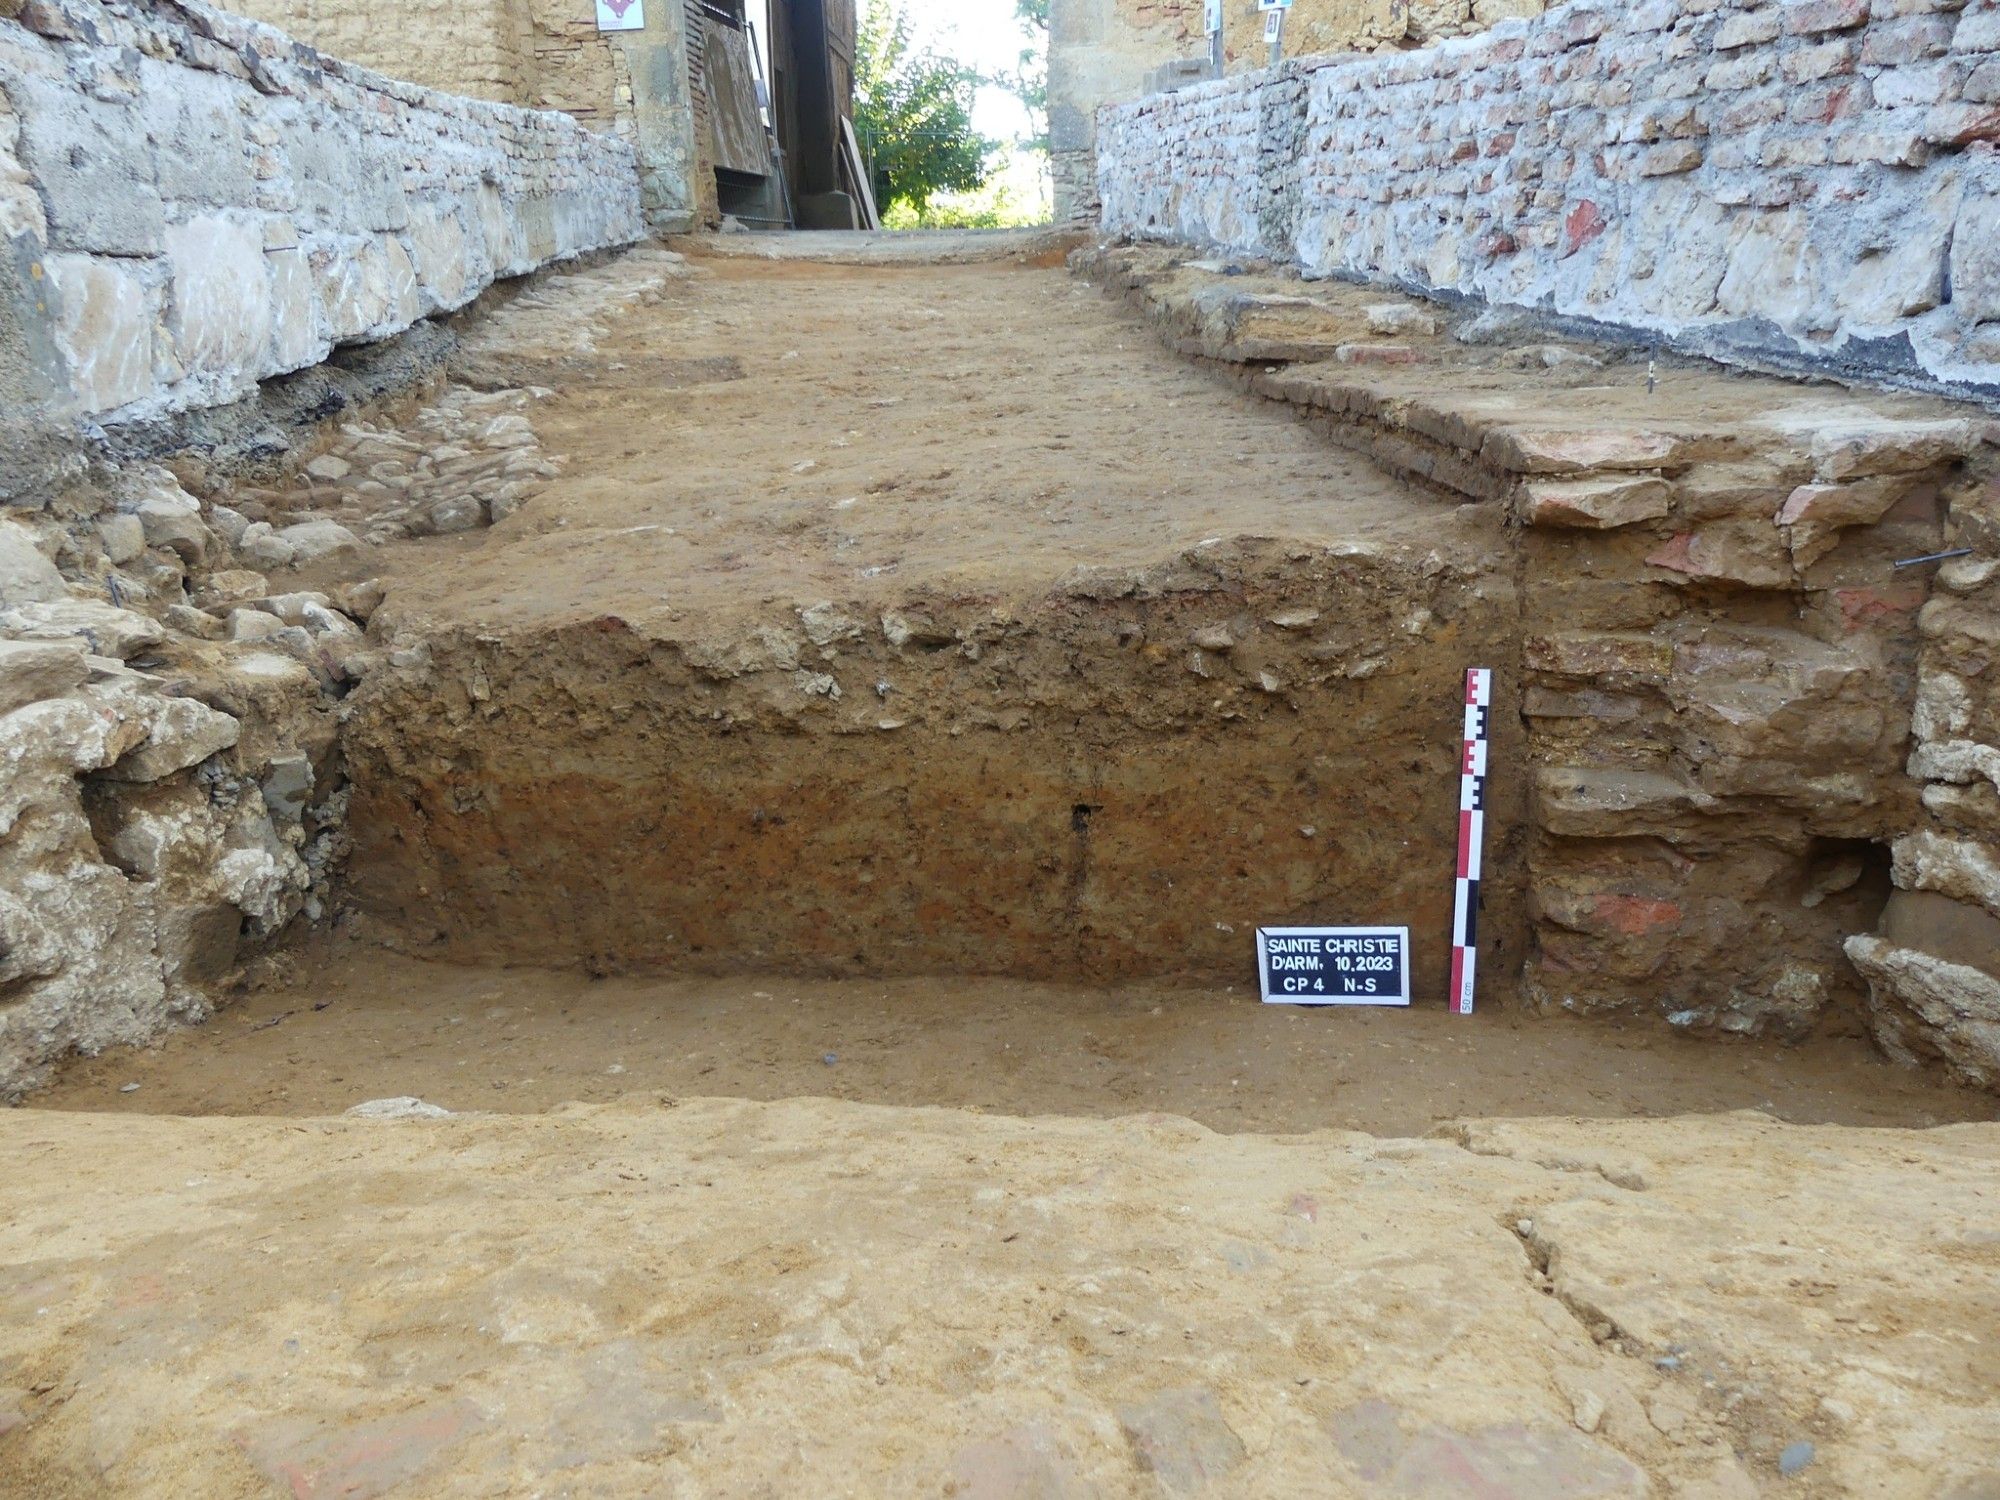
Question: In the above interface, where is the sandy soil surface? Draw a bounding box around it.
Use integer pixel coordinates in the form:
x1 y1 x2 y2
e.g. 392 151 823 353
38 943 1997 1135
3 1100 1997 1497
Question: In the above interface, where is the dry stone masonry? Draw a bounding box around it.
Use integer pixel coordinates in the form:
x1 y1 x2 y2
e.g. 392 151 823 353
0 460 359 1100
1097 0 2000 401
0 0 643 433
1848 496 2000 1086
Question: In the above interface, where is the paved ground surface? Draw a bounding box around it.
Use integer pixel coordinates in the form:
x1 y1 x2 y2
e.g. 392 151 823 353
2 1101 1996 1497
39 943 1997 1135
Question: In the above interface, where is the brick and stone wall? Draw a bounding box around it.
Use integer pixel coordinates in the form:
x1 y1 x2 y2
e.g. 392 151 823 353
1098 0 2000 401
1050 0 1549 223
0 0 644 433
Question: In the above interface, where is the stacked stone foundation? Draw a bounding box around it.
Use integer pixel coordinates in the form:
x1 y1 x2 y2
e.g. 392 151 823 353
1077 242 2000 1076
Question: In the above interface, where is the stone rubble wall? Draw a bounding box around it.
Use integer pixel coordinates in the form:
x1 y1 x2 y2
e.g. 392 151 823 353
0 244 686 1101
0 461 361 1102
1077 243 2000 1086
1847 479 2000 1088
0 0 644 432
1097 0 2000 401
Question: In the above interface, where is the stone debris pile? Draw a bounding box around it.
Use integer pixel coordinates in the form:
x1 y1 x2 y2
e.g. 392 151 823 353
221 386 565 547
0 465 372 1099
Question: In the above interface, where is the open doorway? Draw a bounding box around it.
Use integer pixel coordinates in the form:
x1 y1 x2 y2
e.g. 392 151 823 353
698 0 865 229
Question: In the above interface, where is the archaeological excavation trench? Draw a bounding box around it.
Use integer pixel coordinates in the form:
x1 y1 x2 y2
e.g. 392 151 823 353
15 236 1996 1132
9 236 2000 1500
6 0 2000 1484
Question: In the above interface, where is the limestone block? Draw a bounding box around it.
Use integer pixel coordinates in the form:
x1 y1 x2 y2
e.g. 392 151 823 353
1485 429 1687 475
89 779 228 883
1912 737 2000 793
0 600 164 660
1536 768 1717 839
166 214 275 385
1923 780 2000 842
1645 523 1794 588
1521 475 1674 529
1777 474 1926 564
0 853 168 1101
1846 934 2000 1091
0 697 151 837
1835 206 1954 325
103 697 242 782
41 254 156 415
134 496 212 566
0 637 87 715
406 200 476 311
237 524 297 571
1525 632 1676 682
276 520 363 564
266 246 324 371
315 238 391 344
9 73 164 255
137 57 258 206
0 521 64 608
1717 210 1815 329
98 513 145 565
1808 418 1981 479
1950 187 2000 325
1913 668 1974 742
1893 830 2000 919
218 845 296 931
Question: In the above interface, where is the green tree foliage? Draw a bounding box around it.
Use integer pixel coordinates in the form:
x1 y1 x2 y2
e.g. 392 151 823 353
853 0 993 217
993 0 1049 152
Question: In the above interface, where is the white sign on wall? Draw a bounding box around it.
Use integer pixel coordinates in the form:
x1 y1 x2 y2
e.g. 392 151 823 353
596 0 645 32
1205 0 1223 34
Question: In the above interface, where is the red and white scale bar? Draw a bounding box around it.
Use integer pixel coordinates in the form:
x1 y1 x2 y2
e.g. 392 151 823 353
1450 668 1494 1016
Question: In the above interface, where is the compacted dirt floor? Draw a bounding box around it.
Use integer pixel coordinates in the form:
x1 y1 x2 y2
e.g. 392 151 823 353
39 943 1997 1135
7 236 2000 1498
